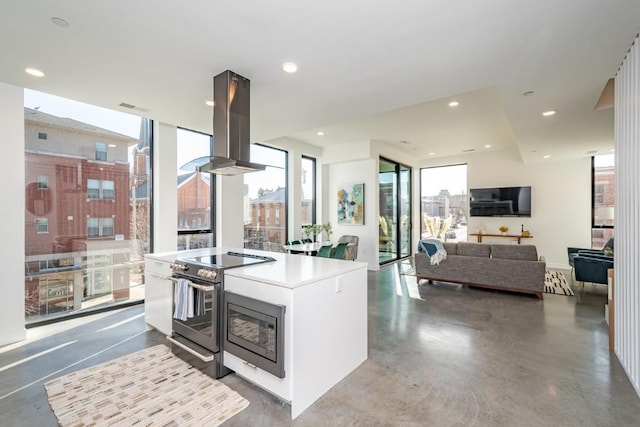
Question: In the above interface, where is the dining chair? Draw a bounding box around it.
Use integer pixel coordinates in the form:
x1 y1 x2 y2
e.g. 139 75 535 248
287 240 303 254
337 235 359 260
330 242 349 259
302 238 312 243
315 244 333 258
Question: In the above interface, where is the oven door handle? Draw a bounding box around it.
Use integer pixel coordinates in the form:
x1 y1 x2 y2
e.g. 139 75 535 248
169 277 216 292
166 336 214 362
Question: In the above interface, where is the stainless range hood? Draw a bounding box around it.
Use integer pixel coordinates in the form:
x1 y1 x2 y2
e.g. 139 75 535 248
195 70 266 175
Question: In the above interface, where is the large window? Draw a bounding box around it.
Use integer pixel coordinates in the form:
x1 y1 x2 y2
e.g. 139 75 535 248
301 156 316 230
592 154 614 248
420 164 467 242
24 89 151 324
379 158 411 264
244 145 288 249
177 128 213 250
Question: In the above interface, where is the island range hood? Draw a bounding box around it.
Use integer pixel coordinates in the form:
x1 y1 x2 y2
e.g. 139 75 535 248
195 70 266 175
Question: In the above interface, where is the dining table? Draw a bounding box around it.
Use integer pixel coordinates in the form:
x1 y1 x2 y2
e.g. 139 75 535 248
282 241 333 255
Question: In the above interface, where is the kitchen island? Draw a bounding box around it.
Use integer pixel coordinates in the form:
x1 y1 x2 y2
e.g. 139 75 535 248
144 247 368 419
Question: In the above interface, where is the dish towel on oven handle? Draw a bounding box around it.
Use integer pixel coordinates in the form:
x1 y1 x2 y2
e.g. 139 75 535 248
173 278 192 321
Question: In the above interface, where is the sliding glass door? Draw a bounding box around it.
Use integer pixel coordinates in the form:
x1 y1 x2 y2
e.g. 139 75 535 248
379 158 411 264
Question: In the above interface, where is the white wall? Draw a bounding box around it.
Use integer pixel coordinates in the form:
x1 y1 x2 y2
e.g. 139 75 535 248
416 148 591 268
614 35 640 398
152 122 178 252
0 82 26 345
328 159 378 269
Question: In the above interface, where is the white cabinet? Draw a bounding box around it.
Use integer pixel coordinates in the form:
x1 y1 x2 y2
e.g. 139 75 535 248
224 265 368 419
144 258 173 335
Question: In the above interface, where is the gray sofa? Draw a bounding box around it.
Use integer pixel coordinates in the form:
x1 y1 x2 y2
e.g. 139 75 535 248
414 242 546 299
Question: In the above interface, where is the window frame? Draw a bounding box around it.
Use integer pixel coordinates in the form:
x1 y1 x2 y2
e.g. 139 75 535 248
301 155 316 229
37 175 49 189
35 217 48 233
591 155 614 230
176 127 215 250
95 142 107 161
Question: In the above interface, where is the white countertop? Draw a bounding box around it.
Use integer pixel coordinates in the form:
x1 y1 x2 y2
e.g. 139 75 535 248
145 247 368 289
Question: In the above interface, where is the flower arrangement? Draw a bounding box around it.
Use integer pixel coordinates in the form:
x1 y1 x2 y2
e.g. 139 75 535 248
499 226 509 233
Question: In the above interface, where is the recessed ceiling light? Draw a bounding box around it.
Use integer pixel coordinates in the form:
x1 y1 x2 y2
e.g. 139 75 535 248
205 100 214 107
108 144 117 148
448 100 460 107
429 152 436 156
484 144 492 148
523 90 534 96
542 110 556 117
609 148 615 152
282 62 298 73
51 17 69 27
317 131 324 136
25 67 45 77
543 155 551 159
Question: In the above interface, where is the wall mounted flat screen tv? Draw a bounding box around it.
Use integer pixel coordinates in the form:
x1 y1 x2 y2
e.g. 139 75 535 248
469 186 531 217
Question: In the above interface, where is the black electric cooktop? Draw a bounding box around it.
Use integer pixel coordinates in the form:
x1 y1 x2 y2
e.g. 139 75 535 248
183 251 276 270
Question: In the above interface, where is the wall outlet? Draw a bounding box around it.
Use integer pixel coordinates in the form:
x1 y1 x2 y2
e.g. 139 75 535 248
335 276 342 293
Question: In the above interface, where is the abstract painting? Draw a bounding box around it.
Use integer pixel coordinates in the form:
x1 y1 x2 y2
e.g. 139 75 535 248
337 183 364 225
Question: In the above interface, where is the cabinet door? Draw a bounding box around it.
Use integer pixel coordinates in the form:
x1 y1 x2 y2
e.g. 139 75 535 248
144 259 173 335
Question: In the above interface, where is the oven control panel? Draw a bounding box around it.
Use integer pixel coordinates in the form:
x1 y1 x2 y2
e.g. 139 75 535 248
197 268 218 280
169 262 188 272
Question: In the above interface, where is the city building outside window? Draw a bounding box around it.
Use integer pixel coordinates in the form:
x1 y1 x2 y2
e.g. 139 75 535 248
244 144 288 249
420 164 468 243
176 128 213 250
24 89 151 324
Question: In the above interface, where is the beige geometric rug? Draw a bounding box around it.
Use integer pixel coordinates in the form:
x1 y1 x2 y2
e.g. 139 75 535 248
45 345 249 426
544 269 574 296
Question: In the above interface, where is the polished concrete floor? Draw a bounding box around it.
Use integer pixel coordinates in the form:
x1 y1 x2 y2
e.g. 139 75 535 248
1 263 639 426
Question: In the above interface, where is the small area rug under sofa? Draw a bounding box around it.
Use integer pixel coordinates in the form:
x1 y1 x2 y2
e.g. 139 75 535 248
414 241 546 299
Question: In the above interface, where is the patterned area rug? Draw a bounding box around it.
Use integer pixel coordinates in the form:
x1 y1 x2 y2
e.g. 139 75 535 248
45 345 249 426
544 270 574 296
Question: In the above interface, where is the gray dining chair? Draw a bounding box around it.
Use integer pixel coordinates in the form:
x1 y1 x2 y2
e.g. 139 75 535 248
337 235 359 260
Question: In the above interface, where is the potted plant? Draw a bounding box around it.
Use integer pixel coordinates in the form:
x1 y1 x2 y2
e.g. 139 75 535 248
321 222 332 241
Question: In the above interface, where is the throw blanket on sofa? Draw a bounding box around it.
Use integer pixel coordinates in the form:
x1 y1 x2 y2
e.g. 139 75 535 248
417 239 447 265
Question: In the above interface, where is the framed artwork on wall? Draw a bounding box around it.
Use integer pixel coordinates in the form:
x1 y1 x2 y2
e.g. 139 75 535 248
337 183 365 225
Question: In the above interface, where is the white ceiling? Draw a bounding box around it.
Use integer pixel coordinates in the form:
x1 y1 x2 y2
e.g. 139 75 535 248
1 1 639 163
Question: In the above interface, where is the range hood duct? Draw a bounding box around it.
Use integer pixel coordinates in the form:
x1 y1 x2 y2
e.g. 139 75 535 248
196 70 266 175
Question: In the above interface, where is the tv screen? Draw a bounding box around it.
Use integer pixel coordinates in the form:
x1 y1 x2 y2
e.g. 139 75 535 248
469 186 531 217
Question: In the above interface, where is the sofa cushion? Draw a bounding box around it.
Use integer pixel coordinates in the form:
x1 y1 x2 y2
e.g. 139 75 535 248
491 244 538 261
457 242 491 257
443 242 458 255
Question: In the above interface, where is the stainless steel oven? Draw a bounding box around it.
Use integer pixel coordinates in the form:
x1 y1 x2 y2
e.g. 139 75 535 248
167 251 275 379
224 291 286 378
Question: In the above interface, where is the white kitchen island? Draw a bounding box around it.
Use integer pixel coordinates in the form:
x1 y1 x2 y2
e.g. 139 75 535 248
144 247 368 419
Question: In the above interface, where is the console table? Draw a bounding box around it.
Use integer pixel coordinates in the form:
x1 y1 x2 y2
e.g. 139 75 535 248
468 233 533 244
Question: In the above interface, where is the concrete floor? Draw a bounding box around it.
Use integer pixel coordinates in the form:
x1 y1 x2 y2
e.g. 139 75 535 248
1 263 639 426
